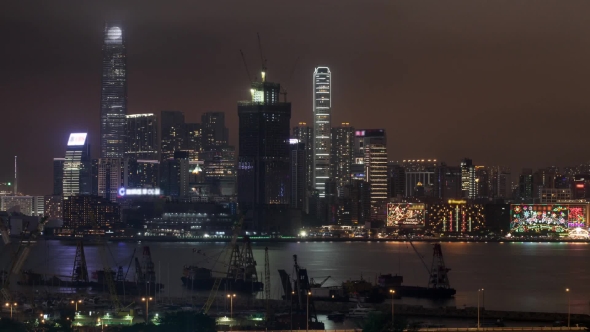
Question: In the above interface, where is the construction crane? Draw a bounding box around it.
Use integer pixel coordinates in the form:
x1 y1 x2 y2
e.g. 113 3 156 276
71 240 89 283
279 56 300 102
90 211 122 312
240 50 252 84
257 32 267 81
1 216 48 300
309 276 331 288
201 214 244 314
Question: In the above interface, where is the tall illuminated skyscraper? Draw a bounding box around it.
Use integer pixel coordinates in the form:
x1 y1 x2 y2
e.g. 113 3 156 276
100 22 127 158
63 133 92 196
313 67 331 197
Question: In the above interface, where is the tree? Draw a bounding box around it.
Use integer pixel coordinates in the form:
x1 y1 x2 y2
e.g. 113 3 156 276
357 312 408 332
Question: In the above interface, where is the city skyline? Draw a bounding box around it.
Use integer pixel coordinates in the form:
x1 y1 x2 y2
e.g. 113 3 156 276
3 1 590 195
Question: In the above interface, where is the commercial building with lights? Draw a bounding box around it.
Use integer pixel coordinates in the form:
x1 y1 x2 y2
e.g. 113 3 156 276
97 158 123 202
160 110 185 161
331 123 354 196
62 195 121 230
63 133 92 196
53 158 65 195
312 67 331 197
293 122 314 191
238 74 291 232
100 22 127 158
353 129 387 220
125 114 158 160
461 158 477 199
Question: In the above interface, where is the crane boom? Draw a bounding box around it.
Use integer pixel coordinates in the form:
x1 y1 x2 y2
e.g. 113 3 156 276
257 32 267 73
409 241 430 274
240 50 252 84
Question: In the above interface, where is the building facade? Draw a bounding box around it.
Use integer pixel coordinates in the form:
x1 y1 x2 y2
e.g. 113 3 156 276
53 158 65 195
100 22 127 158
97 158 123 202
354 129 387 219
160 110 185 161
290 141 306 210
312 67 331 198
293 123 314 191
63 133 92 196
331 123 354 196
62 195 121 229
238 78 291 232
125 114 159 160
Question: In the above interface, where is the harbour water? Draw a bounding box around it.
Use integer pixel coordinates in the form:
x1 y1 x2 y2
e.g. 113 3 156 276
3 240 589 315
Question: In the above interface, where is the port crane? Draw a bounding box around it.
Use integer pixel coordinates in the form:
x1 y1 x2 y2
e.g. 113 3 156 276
409 242 451 289
1 216 48 300
201 214 244 314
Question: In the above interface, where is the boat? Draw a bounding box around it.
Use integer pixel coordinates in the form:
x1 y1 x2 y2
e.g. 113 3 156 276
377 243 456 299
181 265 263 293
181 236 264 293
347 304 378 318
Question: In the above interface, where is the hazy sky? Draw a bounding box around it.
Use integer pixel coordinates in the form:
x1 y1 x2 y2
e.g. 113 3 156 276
2 1 590 195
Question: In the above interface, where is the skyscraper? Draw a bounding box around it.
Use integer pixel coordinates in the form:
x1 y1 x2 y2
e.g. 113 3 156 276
97 158 123 202
53 158 65 195
313 67 331 197
331 123 354 195
293 122 314 191
238 76 291 231
125 114 159 160
290 141 306 210
63 133 92 196
354 129 387 220
201 112 229 150
461 158 476 199
160 110 185 161
100 22 127 158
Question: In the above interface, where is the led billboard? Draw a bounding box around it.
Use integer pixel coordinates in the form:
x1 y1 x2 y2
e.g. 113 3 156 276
387 203 425 227
67 133 88 146
510 204 588 233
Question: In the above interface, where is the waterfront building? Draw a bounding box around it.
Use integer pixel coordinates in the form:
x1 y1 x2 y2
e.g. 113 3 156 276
62 195 121 229
488 166 511 199
160 155 190 198
313 67 331 198
44 195 63 221
461 158 476 199
125 159 160 189
203 147 236 197
53 158 65 195
100 22 127 158
160 110 185 161
1 196 34 215
429 200 485 233
331 123 354 196
293 122 314 191
354 129 387 220
345 180 371 225
238 74 291 232
387 162 405 198
518 168 533 202
400 159 437 197
63 133 92 196
97 158 123 202
125 114 159 160
539 188 572 203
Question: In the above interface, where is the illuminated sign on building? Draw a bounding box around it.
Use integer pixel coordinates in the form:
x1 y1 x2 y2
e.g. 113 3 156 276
387 203 425 227
510 204 588 233
118 188 161 196
67 133 88 146
289 138 300 144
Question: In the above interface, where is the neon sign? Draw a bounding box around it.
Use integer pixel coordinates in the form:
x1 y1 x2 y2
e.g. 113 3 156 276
118 188 161 196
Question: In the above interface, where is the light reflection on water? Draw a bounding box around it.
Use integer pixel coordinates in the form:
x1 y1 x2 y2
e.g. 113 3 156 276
1 240 588 314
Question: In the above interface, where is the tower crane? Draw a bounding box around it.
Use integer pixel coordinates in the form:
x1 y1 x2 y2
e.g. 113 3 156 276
201 214 244 314
279 56 300 102
257 32 267 81
240 50 252 84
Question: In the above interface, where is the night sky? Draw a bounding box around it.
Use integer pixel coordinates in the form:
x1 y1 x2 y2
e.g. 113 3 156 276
2 1 590 195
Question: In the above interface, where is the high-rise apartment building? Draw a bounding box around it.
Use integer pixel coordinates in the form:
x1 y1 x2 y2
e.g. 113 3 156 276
331 123 354 196
312 67 331 197
160 155 190 198
125 114 159 160
53 158 65 195
63 133 92 196
238 77 291 231
293 123 314 191
125 159 160 189
184 123 203 161
160 110 185 161
100 23 127 158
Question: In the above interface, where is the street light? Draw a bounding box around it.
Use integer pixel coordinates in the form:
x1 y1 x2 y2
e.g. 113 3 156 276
477 289 484 329
290 291 295 332
5 302 16 319
389 290 395 328
306 291 311 332
71 299 82 312
97 317 104 331
142 297 153 323
566 288 571 327
227 294 236 324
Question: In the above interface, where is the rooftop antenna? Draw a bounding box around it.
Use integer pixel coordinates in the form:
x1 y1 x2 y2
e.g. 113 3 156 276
257 32 267 82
